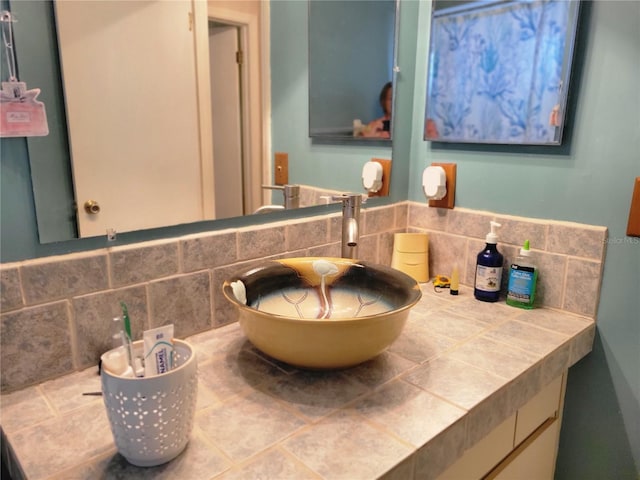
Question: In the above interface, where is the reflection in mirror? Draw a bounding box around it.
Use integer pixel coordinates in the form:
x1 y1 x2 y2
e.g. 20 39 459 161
53 0 267 238
424 0 580 145
308 0 397 140
6 0 399 246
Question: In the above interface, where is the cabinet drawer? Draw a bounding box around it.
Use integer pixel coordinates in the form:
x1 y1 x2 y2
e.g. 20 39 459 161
490 417 560 480
437 414 516 480
514 375 562 446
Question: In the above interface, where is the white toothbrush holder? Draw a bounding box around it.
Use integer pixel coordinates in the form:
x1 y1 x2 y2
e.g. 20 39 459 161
100 339 198 467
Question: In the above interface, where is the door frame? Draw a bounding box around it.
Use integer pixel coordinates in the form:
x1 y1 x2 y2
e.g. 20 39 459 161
194 2 267 216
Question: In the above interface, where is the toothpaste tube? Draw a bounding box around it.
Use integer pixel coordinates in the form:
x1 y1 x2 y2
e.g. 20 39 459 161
143 324 175 377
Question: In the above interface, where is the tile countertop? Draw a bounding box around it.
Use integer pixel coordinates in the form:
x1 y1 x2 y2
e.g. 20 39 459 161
1 285 596 480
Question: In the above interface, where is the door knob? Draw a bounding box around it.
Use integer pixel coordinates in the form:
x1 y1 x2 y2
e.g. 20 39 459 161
84 200 100 214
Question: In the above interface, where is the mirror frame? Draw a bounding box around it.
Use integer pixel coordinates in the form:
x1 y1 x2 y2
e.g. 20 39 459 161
424 0 581 146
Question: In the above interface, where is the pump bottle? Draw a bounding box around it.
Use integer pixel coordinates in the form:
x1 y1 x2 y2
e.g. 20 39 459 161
474 221 503 302
506 240 538 309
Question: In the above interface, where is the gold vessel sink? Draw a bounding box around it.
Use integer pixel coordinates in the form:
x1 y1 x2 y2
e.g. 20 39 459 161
222 257 422 369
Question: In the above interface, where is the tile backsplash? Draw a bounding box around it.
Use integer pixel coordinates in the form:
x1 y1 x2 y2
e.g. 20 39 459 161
0 202 607 392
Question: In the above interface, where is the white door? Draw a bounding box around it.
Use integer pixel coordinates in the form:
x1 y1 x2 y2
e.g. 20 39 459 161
55 0 204 237
209 23 244 219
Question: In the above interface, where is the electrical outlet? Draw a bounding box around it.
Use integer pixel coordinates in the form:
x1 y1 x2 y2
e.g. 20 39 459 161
428 162 456 209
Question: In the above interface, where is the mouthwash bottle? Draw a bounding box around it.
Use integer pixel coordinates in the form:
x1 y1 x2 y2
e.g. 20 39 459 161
506 240 538 309
474 221 503 302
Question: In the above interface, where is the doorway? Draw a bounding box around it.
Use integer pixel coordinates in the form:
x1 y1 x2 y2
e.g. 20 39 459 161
208 21 247 219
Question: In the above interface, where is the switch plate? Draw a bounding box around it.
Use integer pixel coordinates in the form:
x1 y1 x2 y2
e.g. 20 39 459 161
274 152 289 185
367 158 392 197
428 162 456 209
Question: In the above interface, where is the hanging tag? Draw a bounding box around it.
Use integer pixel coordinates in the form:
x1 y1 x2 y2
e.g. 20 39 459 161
0 81 49 137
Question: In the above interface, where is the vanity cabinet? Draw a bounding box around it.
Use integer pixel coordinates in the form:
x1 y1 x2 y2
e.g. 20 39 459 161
438 374 566 480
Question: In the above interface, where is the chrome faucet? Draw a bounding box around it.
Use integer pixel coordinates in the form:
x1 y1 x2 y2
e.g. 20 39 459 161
332 193 363 259
255 184 300 214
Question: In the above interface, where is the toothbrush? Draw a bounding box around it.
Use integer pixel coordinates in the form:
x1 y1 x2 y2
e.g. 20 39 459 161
120 302 136 374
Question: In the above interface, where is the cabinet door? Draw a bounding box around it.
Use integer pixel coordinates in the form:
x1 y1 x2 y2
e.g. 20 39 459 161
437 414 516 480
490 418 559 480
514 375 563 445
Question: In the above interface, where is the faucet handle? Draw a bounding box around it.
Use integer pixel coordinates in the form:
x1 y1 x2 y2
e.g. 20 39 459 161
262 184 285 191
330 193 367 205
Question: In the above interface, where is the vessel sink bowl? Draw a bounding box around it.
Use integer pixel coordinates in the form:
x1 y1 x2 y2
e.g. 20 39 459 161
222 257 421 369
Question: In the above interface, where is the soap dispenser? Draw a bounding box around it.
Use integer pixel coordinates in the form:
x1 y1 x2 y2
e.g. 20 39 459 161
474 221 504 302
506 240 538 309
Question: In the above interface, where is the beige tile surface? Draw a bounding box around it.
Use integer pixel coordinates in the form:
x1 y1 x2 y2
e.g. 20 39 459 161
483 319 570 357
547 223 607 260
39 366 102 414
1 297 596 480
286 218 329 251
110 242 179 287
72 285 148 368
260 369 371 421
404 356 507 410
364 206 395 235
237 225 286 260
10 402 113 479
1 301 73 390
445 209 494 239
352 379 466 447
563 258 603 317
408 203 448 231
0 386 55 433
215 447 320 480
534 251 567 309
20 254 108 305
494 215 548 248
148 272 211 337
197 389 307 462
448 336 539 380
181 231 238 273
282 411 412 480
0 266 22 312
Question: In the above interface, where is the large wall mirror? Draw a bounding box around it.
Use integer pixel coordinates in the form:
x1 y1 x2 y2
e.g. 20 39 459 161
424 0 581 145
308 0 397 140
6 0 398 245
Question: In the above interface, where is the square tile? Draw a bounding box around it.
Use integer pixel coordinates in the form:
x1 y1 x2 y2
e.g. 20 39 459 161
21 254 108 305
404 356 506 410
1 302 73 391
282 411 412 480
196 390 307 462
352 379 466 447
110 241 178 287
148 272 211 337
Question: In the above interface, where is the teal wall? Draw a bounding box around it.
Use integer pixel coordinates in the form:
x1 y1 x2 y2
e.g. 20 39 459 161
408 1 639 477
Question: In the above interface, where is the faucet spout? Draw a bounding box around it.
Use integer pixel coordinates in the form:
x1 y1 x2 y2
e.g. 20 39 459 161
346 217 358 247
331 193 363 259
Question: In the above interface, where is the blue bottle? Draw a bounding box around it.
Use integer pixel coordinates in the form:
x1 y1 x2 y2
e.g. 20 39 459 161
474 221 504 302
